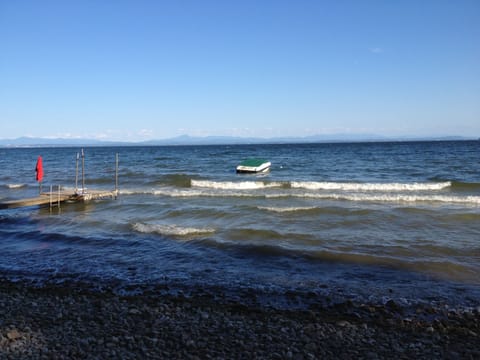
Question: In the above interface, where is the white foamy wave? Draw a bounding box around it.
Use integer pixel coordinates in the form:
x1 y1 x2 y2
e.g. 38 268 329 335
119 189 155 195
7 184 26 189
153 188 208 197
257 206 317 213
125 186 270 198
291 181 451 192
153 188 265 198
266 192 480 204
132 223 215 237
192 179 281 190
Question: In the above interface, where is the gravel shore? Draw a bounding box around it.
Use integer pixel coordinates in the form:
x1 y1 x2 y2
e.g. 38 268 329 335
1 279 479 359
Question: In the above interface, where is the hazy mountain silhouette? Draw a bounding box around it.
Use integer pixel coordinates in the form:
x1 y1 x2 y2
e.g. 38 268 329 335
0 134 474 147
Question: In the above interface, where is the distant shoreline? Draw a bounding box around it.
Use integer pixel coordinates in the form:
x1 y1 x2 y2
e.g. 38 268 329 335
0 136 478 148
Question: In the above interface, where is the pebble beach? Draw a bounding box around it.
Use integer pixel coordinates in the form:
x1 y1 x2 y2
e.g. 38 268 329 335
1 279 479 359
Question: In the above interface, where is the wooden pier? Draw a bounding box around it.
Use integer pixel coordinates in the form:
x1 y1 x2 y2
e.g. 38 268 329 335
0 150 119 210
0 189 119 210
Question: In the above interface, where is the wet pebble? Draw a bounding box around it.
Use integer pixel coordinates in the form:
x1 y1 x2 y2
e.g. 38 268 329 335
0 279 479 359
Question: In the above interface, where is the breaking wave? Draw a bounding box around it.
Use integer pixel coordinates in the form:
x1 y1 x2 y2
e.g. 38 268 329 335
191 179 282 190
5 184 27 189
267 192 480 204
132 223 216 237
120 185 480 205
291 181 452 191
257 206 318 213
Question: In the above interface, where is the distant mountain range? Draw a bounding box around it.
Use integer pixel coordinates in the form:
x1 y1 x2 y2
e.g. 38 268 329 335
0 134 476 147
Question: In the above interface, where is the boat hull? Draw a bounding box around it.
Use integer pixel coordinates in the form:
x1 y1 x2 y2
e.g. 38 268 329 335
236 161 271 173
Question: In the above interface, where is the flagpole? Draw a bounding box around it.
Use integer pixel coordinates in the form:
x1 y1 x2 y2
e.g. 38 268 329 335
115 153 119 198
81 148 85 194
75 152 79 194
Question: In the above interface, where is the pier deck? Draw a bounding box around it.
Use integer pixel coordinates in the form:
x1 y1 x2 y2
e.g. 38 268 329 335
0 189 118 210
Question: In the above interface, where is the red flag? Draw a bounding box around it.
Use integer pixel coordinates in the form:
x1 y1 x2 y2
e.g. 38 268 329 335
35 156 44 182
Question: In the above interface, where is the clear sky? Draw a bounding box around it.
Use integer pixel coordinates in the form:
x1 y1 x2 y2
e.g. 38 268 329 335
1 0 479 141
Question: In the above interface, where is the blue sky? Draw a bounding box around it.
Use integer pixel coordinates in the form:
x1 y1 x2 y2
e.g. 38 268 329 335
1 0 479 141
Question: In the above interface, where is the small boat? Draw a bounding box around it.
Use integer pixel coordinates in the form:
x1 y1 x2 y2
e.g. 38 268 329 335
236 158 271 173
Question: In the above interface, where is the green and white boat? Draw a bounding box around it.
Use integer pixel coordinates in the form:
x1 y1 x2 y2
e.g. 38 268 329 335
236 158 271 173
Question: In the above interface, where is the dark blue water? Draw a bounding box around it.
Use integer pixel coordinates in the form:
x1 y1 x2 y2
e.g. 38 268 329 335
1 141 479 309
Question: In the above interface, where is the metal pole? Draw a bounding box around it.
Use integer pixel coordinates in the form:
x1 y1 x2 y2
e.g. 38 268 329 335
49 184 53 212
115 153 119 198
57 185 61 210
75 152 79 194
81 148 85 194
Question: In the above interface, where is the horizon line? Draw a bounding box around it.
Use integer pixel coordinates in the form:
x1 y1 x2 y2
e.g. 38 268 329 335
0 134 478 148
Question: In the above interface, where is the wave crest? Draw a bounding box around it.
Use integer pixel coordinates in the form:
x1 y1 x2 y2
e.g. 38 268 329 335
257 206 318 213
192 180 281 190
291 181 451 191
6 184 26 189
132 223 215 237
265 193 480 204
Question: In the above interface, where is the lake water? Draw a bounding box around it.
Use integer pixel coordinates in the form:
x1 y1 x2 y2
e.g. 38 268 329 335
1 141 479 309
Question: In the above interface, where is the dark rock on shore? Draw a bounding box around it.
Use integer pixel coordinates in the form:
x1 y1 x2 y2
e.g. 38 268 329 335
0 279 479 359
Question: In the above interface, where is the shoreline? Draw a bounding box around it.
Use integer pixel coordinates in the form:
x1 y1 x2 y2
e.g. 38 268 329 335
1 279 479 359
